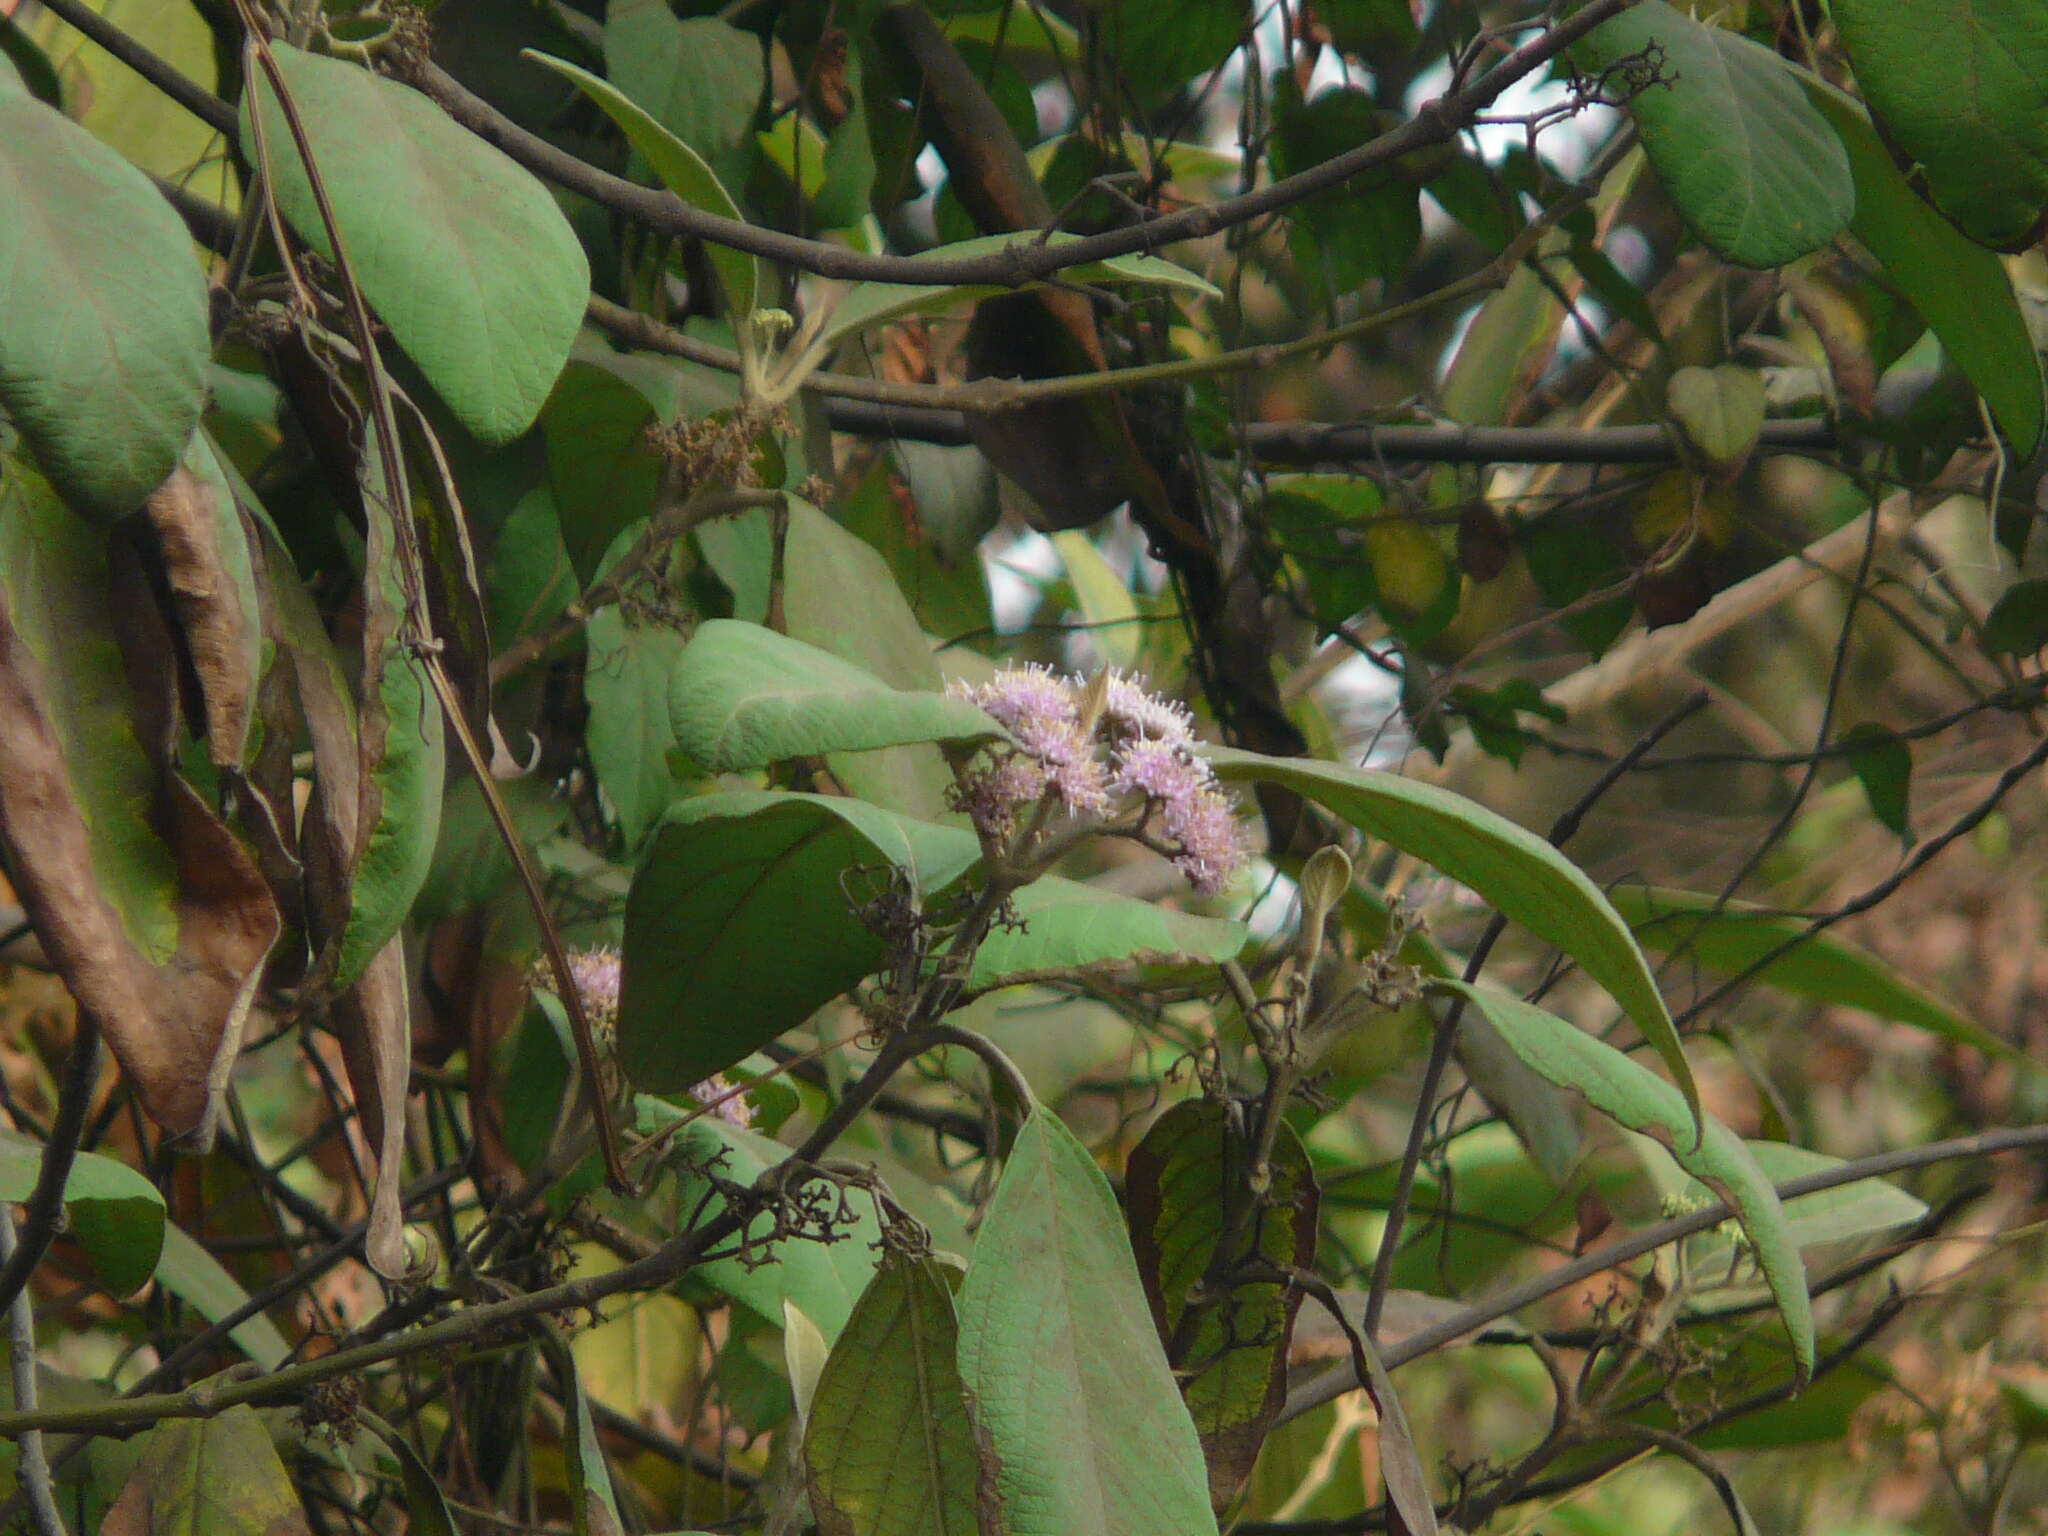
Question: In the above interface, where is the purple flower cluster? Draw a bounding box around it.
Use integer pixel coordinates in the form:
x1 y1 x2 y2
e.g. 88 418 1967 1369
948 667 1245 893
553 947 750 1127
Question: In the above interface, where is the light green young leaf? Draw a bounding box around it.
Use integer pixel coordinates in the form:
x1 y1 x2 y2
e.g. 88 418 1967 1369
1577 3 1852 267
586 599 690 849
244 44 588 441
1439 981 1813 1379
1606 884 2031 1073
967 878 1249 991
1832 0 2048 249
151 1224 291 1370
958 1108 1219 1536
523 49 759 321
0 78 208 517
0 1131 163 1297
1052 531 1145 671
604 3 762 201
805 1250 997 1536
817 231 1219 354
1804 83 2045 455
1205 747 1695 1125
669 620 1002 772
619 791 981 1091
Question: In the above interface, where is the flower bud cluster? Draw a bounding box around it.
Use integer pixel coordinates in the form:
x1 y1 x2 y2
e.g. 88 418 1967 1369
946 666 1246 894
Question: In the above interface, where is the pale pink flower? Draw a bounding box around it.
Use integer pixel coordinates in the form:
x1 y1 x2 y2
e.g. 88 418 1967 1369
1112 737 1246 895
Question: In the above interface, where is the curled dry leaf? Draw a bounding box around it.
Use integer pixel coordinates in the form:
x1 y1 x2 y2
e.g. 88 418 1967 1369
141 457 261 769
333 935 413 1279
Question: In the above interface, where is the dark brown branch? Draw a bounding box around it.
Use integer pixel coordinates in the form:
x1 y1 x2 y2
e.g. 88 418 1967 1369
413 0 1636 288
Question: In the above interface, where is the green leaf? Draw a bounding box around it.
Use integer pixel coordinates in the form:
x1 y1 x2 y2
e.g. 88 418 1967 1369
369 1422 458 1536
333 644 445 989
1605 884 2031 1073
1983 577 2048 655
668 620 1001 772
1666 364 1766 471
0 78 208 516
1126 1101 1318 1512
1841 722 1913 841
1052 531 1145 672
805 1250 997 1536
1204 747 1695 1123
652 1110 882 1338
1089 0 1248 109
586 599 689 849
817 232 1218 354
244 44 588 441
1833 0 2048 248
958 1108 1219 1536
549 1333 625 1536
1438 981 1813 1379
603 3 761 206
102 1404 305 1533
0 1131 163 1296
1804 84 2045 455
1578 3 1853 266
542 347 681 584
523 49 759 322
1671 1139 1927 1254
967 878 1249 991
151 1224 292 1370
619 791 981 1091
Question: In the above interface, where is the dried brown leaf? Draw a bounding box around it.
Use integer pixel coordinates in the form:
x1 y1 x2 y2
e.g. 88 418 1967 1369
333 935 412 1279
142 465 259 769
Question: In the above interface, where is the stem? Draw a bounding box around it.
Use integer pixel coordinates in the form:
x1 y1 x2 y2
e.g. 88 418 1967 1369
0 1216 65 1536
0 1023 101 1322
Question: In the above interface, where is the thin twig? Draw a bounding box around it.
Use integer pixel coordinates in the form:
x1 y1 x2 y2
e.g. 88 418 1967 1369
0 1215 65 1536
0 1022 101 1322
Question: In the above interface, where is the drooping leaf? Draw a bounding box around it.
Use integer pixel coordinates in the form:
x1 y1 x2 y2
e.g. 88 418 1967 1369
1804 84 2045 456
967 879 1249 991
957 1108 1219 1536
619 791 981 1091
816 232 1219 353
586 600 690 849
523 49 759 322
1666 364 1766 473
806 1249 997 1536
603 3 762 207
652 1109 882 1338
1605 884 2030 1073
1205 747 1695 1124
1438 981 1814 1378
0 460 280 1142
244 44 588 441
1832 0 2048 249
0 1130 163 1297
1639 1136 1928 1256
101 1405 310 1536
668 620 1001 772
544 1330 626 1536
0 70 208 517
367 1422 458 1536
151 1224 291 1370
1983 577 2048 656
1577 3 1853 266
1841 723 1913 841
1125 1101 1317 1512
331 937 414 1279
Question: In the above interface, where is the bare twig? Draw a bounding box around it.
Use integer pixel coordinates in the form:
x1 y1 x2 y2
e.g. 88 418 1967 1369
0 1215 65 1536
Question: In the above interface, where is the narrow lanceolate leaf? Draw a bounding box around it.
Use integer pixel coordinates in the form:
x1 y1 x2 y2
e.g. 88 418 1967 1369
967 879 1250 992
544 1332 626 1536
102 1405 311 1535
806 1250 999 1536
523 49 759 321
1205 746 1696 1126
817 231 1220 352
669 621 1002 772
0 72 208 517
1832 0 2048 249
1439 981 1814 1379
1126 1101 1317 1513
958 1109 1219 1536
1577 3 1852 267
1804 84 2045 456
619 792 982 1092
244 44 588 441
1605 884 2030 1073
0 1130 164 1297
331 937 413 1279
152 1225 292 1370
0 460 280 1143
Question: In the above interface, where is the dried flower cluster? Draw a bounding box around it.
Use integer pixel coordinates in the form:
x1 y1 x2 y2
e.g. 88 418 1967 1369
548 948 751 1127
946 665 1246 893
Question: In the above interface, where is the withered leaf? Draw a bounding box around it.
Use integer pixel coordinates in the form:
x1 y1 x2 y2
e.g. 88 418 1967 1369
333 935 412 1279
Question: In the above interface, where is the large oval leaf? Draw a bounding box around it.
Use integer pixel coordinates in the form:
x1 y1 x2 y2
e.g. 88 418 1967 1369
669 620 1001 772
1578 3 1852 267
0 1130 164 1297
0 68 208 517
805 1250 998 1536
957 1108 1219 1536
1204 746 1695 1124
1833 0 2048 249
619 791 982 1091
1438 981 1813 1379
244 44 588 441
967 878 1249 991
